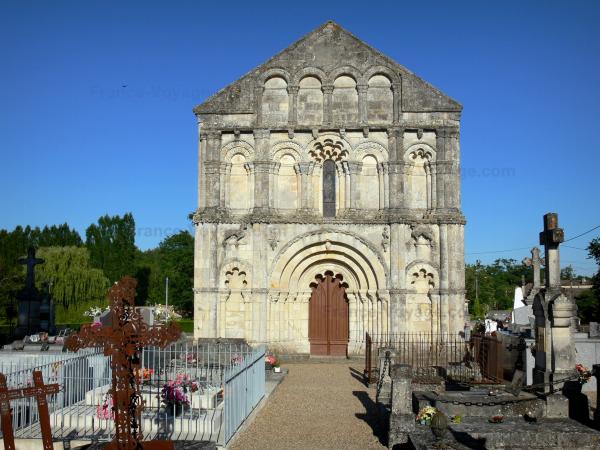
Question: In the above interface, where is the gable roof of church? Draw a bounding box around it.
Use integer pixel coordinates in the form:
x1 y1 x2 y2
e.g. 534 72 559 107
193 21 462 115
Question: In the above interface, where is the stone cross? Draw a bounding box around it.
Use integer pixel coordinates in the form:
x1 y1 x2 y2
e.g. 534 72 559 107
539 213 564 291
65 277 180 450
523 246 545 291
18 247 44 291
0 371 59 450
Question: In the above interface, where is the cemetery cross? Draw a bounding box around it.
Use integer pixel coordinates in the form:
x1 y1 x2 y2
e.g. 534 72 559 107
0 371 59 450
65 277 180 450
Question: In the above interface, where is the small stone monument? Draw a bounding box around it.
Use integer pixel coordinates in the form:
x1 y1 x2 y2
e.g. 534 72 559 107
532 213 577 396
14 247 45 338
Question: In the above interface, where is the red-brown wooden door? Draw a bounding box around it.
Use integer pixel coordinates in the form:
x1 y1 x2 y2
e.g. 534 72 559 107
308 273 349 356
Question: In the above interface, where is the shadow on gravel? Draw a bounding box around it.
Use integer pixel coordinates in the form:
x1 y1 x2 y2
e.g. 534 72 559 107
349 366 367 385
353 390 389 447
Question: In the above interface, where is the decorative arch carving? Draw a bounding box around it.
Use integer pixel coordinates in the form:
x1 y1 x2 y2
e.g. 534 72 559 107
259 67 292 84
405 260 440 280
270 141 304 162
325 65 362 85
353 141 389 163
220 258 252 283
360 65 400 85
270 228 390 285
221 140 255 162
404 142 436 163
305 134 352 163
291 67 326 85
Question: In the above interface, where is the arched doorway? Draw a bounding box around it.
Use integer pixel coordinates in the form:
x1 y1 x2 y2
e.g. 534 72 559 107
308 271 349 356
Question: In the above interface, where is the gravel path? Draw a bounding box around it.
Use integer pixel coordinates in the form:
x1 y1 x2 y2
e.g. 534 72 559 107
230 361 387 450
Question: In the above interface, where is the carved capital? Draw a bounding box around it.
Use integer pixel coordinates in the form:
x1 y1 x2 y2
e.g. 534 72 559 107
322 85 334 94
391 82 401 92
357 84 368 94
287 85 299 95
346 161 363 175
295 161 316 175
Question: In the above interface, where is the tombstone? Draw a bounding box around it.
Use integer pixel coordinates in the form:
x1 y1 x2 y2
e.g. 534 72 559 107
39 282 56 336
532 213 576 394
589 322 600 338
14 247 45 338
522 246 544 304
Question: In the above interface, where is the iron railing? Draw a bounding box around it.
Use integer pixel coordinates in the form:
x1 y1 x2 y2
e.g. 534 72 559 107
0 340 265 445
223 345 266 445
364 332 506 385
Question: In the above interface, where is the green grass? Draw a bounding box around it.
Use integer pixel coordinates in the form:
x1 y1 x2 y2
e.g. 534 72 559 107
177 319 193 333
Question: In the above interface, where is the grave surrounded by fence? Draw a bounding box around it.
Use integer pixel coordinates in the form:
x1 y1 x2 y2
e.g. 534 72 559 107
0 340 265 447
364 332 504 388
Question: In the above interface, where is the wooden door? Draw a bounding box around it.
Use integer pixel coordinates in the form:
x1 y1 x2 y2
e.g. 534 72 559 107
308 273 349 356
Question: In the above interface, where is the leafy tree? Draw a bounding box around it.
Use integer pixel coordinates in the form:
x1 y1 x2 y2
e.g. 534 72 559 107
465 258 532 318
35 246 110 323
578 237 600 323
86 213 136 282
135 231 194 316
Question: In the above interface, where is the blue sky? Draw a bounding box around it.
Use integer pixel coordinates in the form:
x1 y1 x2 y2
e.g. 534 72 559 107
1 0 599 275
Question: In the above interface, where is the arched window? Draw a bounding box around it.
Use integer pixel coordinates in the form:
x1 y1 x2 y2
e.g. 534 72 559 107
322 159 336 217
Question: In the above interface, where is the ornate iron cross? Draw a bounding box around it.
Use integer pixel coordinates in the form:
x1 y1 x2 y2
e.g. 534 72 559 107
65 277 180 450
0 371 59 450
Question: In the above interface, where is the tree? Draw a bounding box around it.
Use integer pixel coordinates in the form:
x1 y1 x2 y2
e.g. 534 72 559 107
86 213 136 282
135 231 194 316
578 237 600 323
35 246 110 323
465 258 532 318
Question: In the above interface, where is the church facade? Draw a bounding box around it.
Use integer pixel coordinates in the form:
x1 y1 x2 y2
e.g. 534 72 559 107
192 22 466 355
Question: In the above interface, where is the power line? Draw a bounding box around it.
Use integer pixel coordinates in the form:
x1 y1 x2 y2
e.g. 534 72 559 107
563 245 588 251
465 224 599 256
465 246 531 255
564 224 600 242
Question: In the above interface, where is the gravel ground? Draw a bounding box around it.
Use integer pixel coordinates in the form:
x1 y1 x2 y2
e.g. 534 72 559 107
229 361 388 450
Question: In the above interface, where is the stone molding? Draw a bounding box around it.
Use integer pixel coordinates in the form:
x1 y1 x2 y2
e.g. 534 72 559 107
192 208 466 225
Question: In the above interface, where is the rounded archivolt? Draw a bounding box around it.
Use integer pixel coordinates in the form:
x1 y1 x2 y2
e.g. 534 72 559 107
269 231 387 299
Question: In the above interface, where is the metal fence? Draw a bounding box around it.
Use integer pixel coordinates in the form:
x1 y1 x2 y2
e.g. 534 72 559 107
0 340 266 446
364 332 505 385
223 345 266 445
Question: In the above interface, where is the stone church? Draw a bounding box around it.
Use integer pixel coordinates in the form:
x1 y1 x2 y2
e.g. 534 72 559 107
192 21 465 355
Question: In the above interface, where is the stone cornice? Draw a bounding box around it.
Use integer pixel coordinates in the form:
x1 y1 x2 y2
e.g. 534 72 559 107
192 208 466 226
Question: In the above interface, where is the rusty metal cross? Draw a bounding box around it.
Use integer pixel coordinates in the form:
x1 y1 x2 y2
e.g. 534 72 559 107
65 277 180 450
0 371 59 450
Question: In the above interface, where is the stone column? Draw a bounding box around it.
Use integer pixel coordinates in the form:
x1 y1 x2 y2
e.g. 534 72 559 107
347 161 362 210
322 84 334 126
218 162 229 208
436 126 460 211
254 86 264 127
357 83 368 125
388 127 405 210
439 224 450 334
287 85 299 126
252 129 271 213
341 161 350 210
377 163 386 210
204 131 222 208
296 162 316 211
391 81 401 124
435 128 447 210
198 132 207 209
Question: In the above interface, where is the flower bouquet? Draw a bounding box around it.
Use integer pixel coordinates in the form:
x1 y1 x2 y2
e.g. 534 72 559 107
160 373 198 415
265 354 280 372
135 367 155 385
416 406 438 425
96 393 114 420
576 363 591 384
